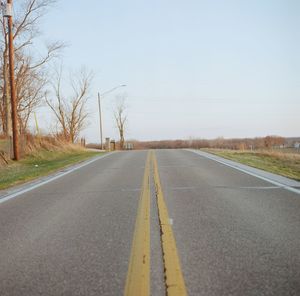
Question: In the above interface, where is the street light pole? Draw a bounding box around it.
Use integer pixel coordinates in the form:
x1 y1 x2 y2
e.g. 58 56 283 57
5 0 19 160
98 92 104 150
98 85 126 150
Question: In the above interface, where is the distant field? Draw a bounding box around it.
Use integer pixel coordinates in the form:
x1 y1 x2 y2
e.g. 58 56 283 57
202 148 300 181
0 149 102 190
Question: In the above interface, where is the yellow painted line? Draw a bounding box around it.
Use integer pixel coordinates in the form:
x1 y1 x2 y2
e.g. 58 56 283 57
124 151 151 296
152 151 188 296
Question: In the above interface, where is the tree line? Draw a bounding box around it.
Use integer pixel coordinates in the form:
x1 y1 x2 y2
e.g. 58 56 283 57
131 136 287 150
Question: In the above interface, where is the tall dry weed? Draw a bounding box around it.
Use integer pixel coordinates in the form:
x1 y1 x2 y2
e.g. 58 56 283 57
25 134 85 156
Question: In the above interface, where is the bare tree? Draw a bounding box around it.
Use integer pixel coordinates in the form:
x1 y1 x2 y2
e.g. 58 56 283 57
0 0 64 135
114 97 127 149
46 67 92 143
264 136 285 149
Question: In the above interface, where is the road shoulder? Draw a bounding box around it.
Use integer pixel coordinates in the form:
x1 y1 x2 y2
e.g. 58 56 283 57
187 149 300 195
0 152 114 204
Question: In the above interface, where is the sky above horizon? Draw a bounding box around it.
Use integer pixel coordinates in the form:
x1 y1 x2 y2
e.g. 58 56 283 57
34 0 299 142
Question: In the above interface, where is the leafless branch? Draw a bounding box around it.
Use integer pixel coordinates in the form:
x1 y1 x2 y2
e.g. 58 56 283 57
46 66 92 143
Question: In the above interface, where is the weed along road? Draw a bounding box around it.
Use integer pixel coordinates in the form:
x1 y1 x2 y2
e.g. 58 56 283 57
0 150 300 295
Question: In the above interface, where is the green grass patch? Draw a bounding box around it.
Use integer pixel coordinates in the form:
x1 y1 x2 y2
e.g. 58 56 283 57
202 149 300 181
0 150 103 190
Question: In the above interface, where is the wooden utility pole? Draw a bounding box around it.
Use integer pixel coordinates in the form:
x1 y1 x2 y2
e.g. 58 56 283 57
6 0 19 160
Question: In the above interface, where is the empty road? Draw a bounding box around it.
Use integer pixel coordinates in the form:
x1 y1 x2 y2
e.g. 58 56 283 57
0 150 299 295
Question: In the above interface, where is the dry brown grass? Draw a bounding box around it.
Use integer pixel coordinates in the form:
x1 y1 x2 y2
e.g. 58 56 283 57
218 148 300 161
0 134 87 165
0 135 102 190
25 135 86 154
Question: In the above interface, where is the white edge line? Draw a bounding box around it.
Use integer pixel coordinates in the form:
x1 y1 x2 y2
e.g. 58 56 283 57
187 149 300 195
0 152 115 204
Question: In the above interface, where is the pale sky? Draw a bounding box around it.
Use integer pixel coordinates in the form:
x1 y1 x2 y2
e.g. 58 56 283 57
34 0 299 142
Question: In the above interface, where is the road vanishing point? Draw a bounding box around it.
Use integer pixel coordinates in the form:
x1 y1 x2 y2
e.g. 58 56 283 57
0 150 299 295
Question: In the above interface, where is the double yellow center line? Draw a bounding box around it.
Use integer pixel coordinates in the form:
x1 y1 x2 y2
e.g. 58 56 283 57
124 152 151 295
124 151 187 296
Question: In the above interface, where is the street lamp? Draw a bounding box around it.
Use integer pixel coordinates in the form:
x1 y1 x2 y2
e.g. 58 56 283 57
98 84 126 150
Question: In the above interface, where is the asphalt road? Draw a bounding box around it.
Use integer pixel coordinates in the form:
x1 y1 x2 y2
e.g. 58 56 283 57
0 150 299 295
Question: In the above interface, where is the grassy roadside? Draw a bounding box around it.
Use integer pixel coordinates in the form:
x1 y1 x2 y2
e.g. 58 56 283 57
0 149 103 190
202 148 300 181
